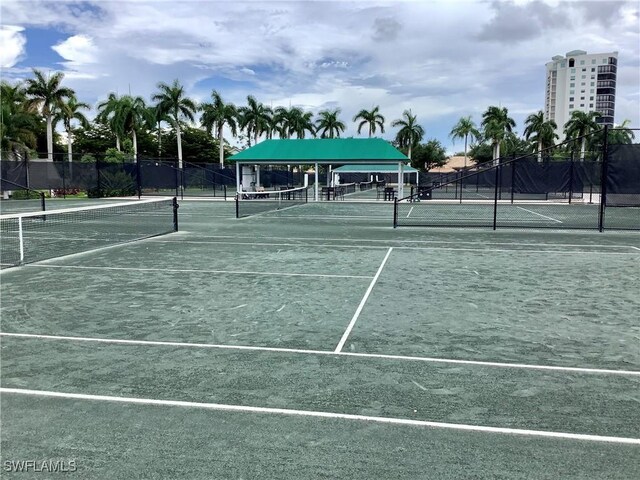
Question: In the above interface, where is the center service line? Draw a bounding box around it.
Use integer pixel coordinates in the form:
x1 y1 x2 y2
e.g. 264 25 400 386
334 247 393 353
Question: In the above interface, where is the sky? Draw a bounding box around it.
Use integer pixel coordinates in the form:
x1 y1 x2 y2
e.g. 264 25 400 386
1 0 639 153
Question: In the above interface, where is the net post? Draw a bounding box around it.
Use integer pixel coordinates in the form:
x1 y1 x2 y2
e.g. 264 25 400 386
172 197 179 231
598 125 609 232
40 192 46 212
223 184 227 201
235 194 240 218
492 163 500 230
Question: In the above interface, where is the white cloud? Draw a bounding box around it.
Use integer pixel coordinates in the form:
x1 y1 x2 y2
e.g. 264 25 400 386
0 25 26 68
2 0 639 151
52 34 98 65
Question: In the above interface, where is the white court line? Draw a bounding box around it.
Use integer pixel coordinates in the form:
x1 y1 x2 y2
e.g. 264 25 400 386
516 206 563 224
335 248 392 353
2 388 638 444
167 234 639 251
148 239 639 255
406 207 414 218
25 264 373 280
2 332 638 376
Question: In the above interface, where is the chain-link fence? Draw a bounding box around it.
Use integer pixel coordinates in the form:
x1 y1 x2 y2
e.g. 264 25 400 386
395 127 639 231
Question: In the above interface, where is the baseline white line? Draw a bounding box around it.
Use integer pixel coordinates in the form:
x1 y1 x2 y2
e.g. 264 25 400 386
335 248 393 353
2 332 638 376
162 234 640 251
516 206 563 224
2 388 638 444
406 206 414 218
148 239 639 255
24 264 372 280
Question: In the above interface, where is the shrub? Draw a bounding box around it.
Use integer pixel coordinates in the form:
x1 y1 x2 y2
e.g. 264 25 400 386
88 171 137 198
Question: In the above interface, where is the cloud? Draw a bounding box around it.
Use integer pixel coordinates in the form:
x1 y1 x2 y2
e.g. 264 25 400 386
477 0 568 43
1 0 638 152
0 25 27 68
372 17 401 42
52 34 98 65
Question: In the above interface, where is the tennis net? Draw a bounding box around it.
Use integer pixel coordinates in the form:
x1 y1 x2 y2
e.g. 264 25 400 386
236 185 310 218
0 197 178 268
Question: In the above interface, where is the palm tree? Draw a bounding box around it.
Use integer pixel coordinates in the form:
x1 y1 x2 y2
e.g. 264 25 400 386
152 79 198 169
392 109 424 160
114 95 151 158
54 95 90 163
200 91 238 167
523 111 558 162
1 81 38 160
353 106 385 137
607 119 636 145
97 93 125 151
238 96 272 146
481 106 516 164
24 69 74 161
315 108 346 139
563 110 601 161
275 106 315 139
449 116 481 168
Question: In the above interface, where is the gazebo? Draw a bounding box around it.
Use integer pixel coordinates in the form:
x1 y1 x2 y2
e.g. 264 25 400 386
229 138 410 200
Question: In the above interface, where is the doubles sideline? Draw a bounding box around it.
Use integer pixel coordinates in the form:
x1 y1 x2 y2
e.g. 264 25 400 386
2 387 639 445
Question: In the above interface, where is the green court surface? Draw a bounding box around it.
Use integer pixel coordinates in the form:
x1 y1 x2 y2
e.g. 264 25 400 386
1 200 639 478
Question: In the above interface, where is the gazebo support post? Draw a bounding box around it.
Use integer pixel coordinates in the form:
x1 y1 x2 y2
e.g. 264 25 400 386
236 162 241 195
256 165 261 188
314 163 319 201
398 162 404 199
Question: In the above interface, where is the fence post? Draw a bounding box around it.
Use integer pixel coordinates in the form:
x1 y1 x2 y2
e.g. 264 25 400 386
96 159 102 198
598 125 609 232
510 157 516 204
568 157 574 204
136 153 142 199
62 159 67 199
393 198 398 228
492 163 500 230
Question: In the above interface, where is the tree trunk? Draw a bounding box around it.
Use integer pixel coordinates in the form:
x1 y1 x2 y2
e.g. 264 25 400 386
67 129 73 163
157 121 162 157
463 135 468 168
116 135 121 152
218 125 225 168
408 144 412 161
369 124 372 138
580 137 586 162
537 139 543 163
46 114 53 161
132 129 138 158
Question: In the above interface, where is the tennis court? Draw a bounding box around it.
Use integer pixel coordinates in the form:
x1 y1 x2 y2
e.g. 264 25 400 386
1 199 639 478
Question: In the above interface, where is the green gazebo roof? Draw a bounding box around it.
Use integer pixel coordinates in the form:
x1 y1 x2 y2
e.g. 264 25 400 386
230 138 408 164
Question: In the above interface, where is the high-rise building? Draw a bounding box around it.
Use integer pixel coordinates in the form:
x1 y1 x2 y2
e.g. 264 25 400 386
544 50 617 139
